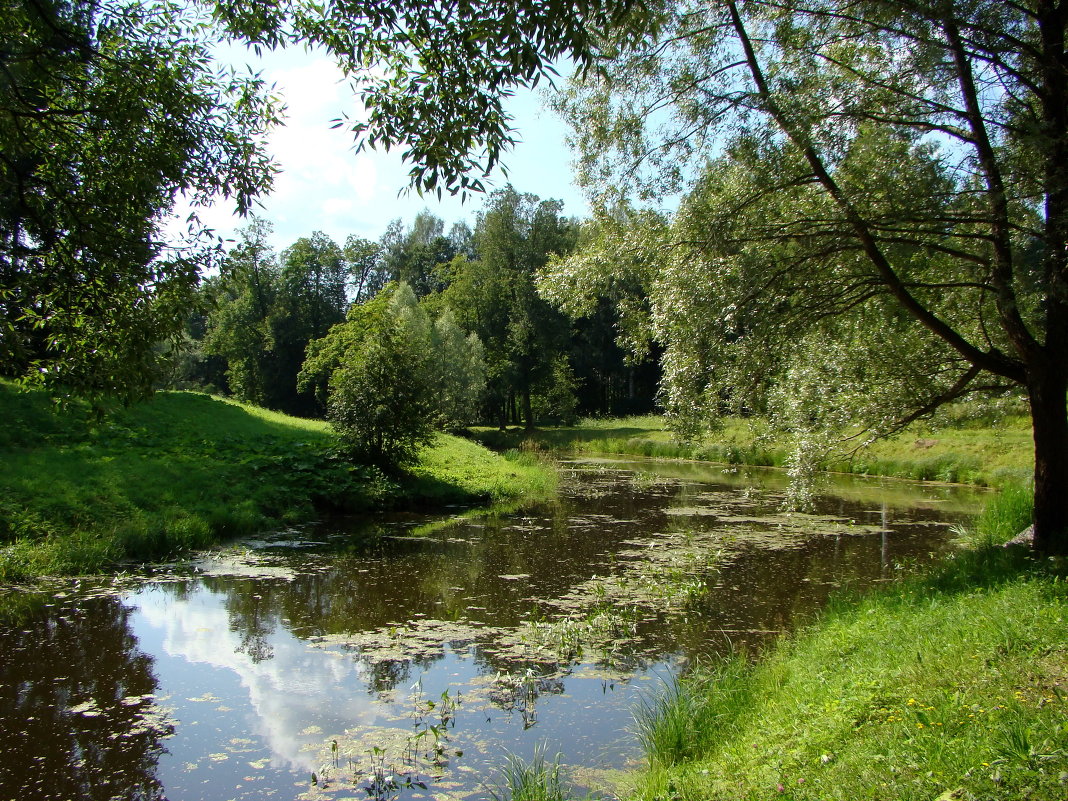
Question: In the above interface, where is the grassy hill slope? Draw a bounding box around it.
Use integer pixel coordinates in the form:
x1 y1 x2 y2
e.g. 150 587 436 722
0 383 553 579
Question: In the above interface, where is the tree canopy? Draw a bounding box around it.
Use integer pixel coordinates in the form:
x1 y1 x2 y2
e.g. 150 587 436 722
1 0 278 401
442 186 579 428
1 0 639 400
299 282 486 465
547 0 1068 552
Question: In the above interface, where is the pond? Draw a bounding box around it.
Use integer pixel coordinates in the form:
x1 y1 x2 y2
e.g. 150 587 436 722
0 457 984 801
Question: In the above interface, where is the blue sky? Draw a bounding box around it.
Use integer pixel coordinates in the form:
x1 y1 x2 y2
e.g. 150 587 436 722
177 45 589 250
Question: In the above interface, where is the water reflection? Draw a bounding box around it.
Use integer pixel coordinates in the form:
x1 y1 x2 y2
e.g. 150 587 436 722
0 594 170 800
0 459 981 801
136 583 380 774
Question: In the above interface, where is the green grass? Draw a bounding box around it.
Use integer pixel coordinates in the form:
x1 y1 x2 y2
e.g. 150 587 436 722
405 438 557 505
974 484 1035 545
0 382 554 579
472 408 1033 488
626 495 1068 801
826 418 1033 486
491 746 574 801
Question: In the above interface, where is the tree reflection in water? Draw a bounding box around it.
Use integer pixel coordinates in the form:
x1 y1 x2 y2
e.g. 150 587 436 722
0 593 171 800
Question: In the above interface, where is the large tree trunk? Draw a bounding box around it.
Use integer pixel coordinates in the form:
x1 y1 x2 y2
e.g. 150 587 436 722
1028 366 1068 555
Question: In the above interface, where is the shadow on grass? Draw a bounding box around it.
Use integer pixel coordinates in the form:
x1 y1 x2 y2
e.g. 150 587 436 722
397 470 494 507
916 542 1066 595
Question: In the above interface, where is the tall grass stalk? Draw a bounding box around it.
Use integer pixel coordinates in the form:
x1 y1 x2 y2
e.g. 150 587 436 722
634 659 753 768
490 745 571 801
974 483 1034 545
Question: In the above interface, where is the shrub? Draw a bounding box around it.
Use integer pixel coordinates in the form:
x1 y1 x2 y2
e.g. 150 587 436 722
327 318 437 466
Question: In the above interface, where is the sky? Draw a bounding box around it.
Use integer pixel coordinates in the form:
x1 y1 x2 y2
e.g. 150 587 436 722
177 44 590 251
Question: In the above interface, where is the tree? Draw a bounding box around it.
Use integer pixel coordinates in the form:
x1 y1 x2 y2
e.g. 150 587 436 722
444 186 579 429
1 0 278 401
279 233 348 334
344 235 386 305
300 283 477 465
204 219 280 408
206 225 353 415
3 0 638 400
539 207 662 416
447 221 477 260
430 309 487 430
551 0 1068 553
379 211 457 298
157 276 230 394
273 231 349 414
326 316 436 466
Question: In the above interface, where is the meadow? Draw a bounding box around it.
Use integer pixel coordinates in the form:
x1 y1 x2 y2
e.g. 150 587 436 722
472 405 1034 488
0 383 553 580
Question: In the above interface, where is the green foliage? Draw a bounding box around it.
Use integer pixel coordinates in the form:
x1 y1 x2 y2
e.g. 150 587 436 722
443 186 579 428
303 282 488 464
531 355 581 425
633 544 1068 801
205 219 280 406
327 286 438 466
346 234 386 305
553 0 1068 548
537 204 662 378
4 0 638 402
272 230 350 414
491 746 572 801
1 0 279 402
203 220 350 415
261 1 643 199
975 485 1035 546
379 212 457 298
430 309 487 430
300 286 392 410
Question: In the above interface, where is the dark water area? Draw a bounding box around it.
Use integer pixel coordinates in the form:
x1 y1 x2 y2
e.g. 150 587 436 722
0 458 983 801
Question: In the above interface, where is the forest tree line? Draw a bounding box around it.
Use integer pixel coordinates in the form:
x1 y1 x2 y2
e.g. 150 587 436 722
169 186 660 443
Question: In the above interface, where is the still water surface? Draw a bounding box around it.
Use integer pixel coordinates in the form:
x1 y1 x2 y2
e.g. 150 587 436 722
0 458 983 800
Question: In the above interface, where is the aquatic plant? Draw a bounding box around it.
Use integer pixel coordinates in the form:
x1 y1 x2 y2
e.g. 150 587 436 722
490 744 572 801
360 745 428 800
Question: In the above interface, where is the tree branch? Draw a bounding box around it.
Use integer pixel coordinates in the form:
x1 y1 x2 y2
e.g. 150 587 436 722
726 0 1026 384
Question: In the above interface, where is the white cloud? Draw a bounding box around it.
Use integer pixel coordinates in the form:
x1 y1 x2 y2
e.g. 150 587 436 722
166 46 589 254
135 585 380 772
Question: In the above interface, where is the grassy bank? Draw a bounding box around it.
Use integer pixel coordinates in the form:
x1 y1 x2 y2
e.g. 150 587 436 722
0 383 553 580
472 409 1034 487
596 491 1066 801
